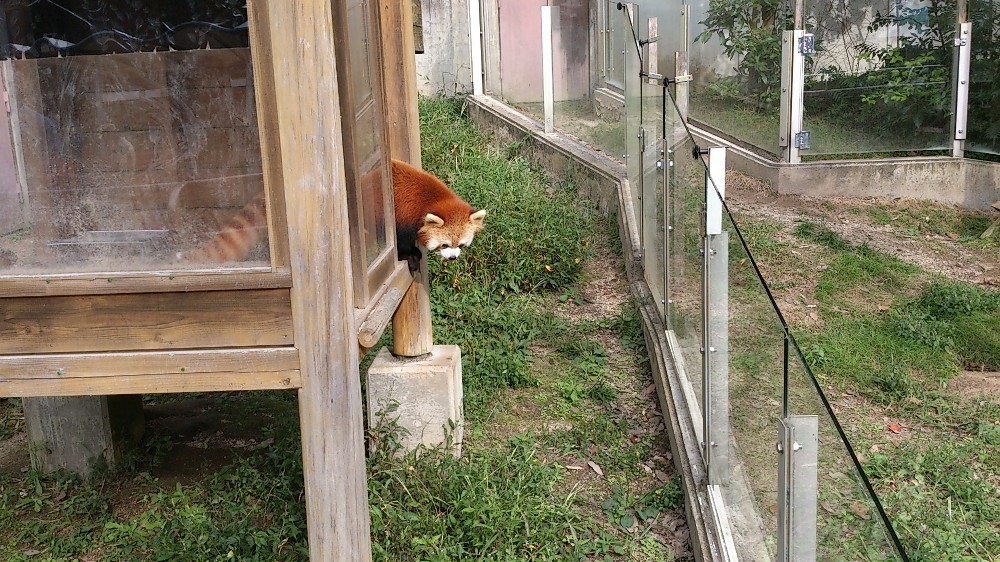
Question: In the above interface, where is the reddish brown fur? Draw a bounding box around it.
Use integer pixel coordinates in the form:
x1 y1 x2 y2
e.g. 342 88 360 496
180 193 267 262
179 160 482 265
391 159 475 245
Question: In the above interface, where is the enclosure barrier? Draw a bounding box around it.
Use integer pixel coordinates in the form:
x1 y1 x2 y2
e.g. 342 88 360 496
472 1 916 559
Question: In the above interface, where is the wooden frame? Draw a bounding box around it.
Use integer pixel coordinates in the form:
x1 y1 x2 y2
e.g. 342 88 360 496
0 1 431 559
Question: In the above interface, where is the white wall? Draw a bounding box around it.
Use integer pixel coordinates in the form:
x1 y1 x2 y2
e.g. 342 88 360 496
415 0 474 96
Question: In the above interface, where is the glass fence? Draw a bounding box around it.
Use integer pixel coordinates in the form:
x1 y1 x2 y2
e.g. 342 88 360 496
491 1 997 160
801 0 954 156
482 2 915 558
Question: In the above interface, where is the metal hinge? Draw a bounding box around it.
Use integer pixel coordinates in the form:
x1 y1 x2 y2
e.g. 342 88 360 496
794 131 811 150
798 34 815 55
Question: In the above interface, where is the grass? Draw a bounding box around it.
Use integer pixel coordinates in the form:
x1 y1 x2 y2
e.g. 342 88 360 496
0 98 686 561
747 218 1000 561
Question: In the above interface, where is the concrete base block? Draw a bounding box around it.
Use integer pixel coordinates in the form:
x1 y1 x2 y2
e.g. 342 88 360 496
366 345 463 455
23 395 144 477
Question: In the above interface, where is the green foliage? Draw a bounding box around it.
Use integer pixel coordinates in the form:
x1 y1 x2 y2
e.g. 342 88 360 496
696 0 791 109
792 221 852 251
368 423 594 561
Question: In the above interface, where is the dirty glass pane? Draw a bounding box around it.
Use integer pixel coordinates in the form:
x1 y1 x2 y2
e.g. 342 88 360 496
785 345 907 561
967 0 1000 155
0 0 271 274
495 0 544 115
801 0 953 156
344 0 387 266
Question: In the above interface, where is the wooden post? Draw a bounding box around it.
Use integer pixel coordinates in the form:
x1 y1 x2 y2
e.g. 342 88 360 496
391 255 434 357
22 394 143 477
380 0 433 357
258 1 373 560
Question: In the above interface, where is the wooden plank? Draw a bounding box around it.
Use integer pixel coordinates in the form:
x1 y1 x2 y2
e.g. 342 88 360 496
0 371 300 397
0 347 299 379
356 261 412 348
379 0 422 165
0 289 293 354
0 267 289 298
260 0 374 559
247 0 291 269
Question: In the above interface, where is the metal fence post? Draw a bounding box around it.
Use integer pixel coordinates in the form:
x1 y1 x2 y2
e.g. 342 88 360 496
780 30 809 163
777 415 819 562
541 6 555 134
952 22 971 158
702 146 729 485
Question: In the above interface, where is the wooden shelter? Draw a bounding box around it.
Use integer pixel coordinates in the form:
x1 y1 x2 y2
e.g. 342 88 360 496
0 0 430 559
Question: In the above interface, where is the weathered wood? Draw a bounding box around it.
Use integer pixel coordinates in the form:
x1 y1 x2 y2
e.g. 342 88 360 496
357 262 413 348
4 371 299 397
380 0 423 166
0 347 299 380
0 289 293 354
260 0 374 560
0 267 289 298
391 254 433 357
247 2 290 269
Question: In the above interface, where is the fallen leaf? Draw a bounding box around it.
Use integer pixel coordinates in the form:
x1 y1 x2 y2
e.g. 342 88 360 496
587 460 604 476
887 423 903 434
565 465 583 471
878 305 890 311
947 232 959 239
850 501 871 520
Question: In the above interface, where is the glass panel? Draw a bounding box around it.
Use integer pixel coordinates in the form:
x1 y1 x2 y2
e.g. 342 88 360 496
688 1 790 157
605 1 625 91
496 0 545 116
623 3 641 219
665 125 703 426
0 1 268 274
786 345 907 560
342 0 388 268
801 0 953 156
715 205 787 560
967 0 1000 155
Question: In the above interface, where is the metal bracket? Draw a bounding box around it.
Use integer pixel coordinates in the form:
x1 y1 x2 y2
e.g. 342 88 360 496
793 131 811 150
798 34 815 55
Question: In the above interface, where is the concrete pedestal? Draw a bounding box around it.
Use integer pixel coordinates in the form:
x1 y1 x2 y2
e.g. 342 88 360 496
365 345 463 455
23 395 144 476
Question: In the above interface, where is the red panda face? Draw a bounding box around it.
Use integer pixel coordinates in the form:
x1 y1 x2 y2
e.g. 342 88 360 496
418 209 486 261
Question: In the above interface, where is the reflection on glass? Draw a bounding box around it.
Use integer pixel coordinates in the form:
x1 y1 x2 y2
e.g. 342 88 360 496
967 0 1000 155
801 0 953 156
0 1 269 274
785 347 907 561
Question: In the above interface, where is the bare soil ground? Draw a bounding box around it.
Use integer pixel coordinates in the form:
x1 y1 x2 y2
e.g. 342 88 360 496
726 170 1000 403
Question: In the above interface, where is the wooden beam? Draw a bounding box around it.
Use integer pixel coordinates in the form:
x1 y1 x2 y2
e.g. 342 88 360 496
4 371 299 397
256 0 374 560
379 0 422 165
0 267 291 298
0 289 294 354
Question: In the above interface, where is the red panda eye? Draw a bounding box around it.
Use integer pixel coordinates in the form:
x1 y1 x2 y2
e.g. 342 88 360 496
459 243 467 249
441 243 450 249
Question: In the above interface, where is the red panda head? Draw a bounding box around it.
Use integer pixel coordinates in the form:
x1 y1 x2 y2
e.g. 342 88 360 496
418 209 486 261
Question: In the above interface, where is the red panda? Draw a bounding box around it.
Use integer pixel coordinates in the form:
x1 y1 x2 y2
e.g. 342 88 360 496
177 192 268 263
178 160 485 269
391 159 486 270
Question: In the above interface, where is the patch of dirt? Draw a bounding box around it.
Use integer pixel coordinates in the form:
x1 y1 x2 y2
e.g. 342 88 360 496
726 170 1000 287
946 371 1000 404
727 171 1000 390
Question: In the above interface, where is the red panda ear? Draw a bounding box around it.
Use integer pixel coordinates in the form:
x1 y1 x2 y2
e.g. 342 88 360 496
424 213 445 227
470 209 486 225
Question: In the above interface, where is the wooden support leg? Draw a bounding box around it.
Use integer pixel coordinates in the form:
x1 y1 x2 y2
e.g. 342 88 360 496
391 254 433 357
23 394 143 477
